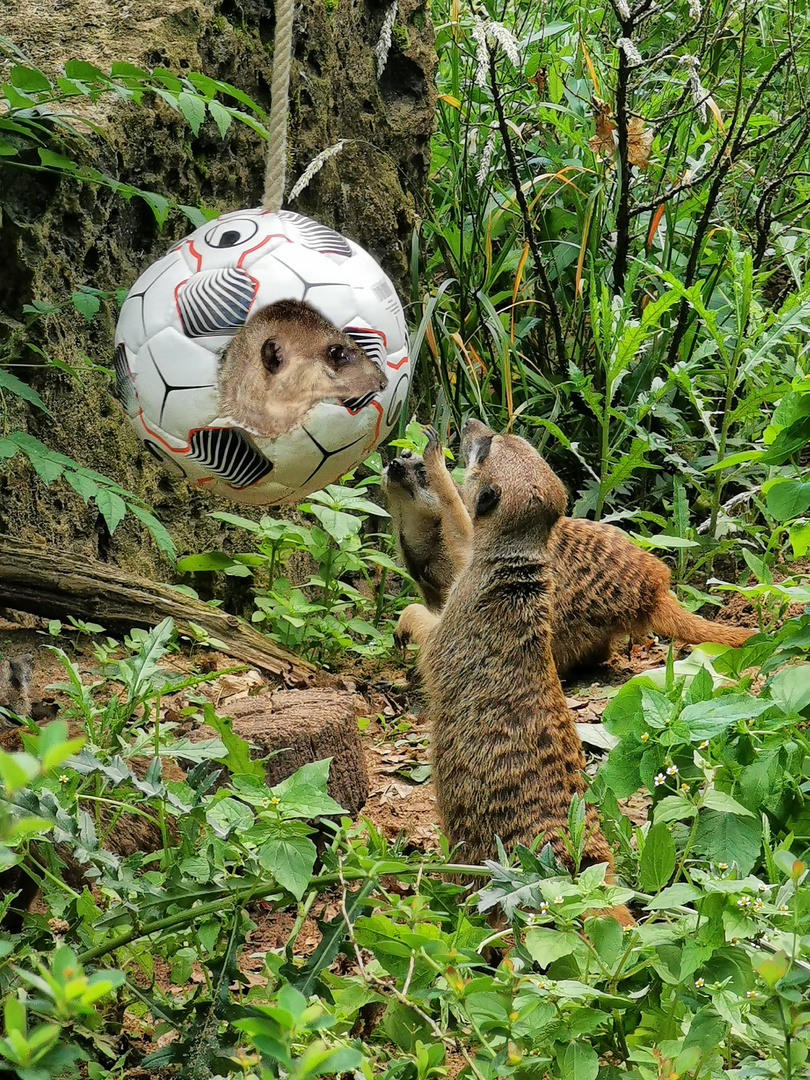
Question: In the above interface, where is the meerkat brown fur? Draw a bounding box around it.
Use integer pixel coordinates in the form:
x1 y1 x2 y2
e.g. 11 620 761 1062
395 420 623 893
218 299 387 440
384 435 752 677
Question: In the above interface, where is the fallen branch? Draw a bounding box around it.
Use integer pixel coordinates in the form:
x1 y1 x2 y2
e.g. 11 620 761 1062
0 535 315 684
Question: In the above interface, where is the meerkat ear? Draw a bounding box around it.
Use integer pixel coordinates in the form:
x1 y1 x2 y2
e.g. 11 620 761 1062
261 338 283 374
474 483 501 518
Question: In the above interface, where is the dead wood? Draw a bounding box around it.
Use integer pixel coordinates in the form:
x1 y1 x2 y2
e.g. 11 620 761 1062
0 535 315 685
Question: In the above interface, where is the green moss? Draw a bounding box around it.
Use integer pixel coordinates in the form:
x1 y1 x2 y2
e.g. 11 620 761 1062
321 0 340 13
391 23 410 51
411 7 427 30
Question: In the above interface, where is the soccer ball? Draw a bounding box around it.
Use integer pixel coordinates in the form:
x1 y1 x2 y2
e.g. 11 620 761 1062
113 208 411 505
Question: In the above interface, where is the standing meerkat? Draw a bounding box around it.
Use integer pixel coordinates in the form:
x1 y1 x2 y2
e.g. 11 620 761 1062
394 420 627 906
218 299 387 439
384 433 752 677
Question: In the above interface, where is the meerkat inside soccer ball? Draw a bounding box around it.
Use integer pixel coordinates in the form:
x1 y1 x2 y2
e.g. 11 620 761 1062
113 208 411 505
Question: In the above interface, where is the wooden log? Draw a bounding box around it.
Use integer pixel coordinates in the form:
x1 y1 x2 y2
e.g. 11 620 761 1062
196 690 369 815
0 535 315 685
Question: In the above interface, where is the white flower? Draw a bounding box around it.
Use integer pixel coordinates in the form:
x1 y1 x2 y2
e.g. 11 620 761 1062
736 896 751 907
618 38 643 66
487 21 520 67
695 977 705 987
374 1 398 79
654 773 666 787
666 764 678 776
471 15 490 88
746 990 759 999
554 895 564 905
717 863 728 871
699 740 709 749
539 901 549 913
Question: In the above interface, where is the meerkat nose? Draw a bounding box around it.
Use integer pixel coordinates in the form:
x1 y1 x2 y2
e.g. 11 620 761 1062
386 457 407 480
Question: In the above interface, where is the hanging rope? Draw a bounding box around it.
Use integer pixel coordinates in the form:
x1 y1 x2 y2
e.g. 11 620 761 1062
263 0 296 212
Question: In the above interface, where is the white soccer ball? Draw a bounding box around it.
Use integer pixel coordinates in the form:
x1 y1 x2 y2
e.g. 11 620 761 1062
113 208 411 505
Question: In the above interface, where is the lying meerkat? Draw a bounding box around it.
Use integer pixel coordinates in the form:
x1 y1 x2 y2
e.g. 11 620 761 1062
383 433 752 677
0 653 34 726
218 299 387 439
394 419 630 919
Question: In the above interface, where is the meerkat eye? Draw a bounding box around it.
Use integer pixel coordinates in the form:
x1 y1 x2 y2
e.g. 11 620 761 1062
261 339 283 374
474 483 501 518
328 344 351 369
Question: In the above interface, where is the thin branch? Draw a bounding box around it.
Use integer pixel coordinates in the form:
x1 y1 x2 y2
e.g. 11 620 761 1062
487 45 566 370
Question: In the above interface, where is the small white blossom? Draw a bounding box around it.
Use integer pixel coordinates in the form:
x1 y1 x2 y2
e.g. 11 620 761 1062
737 896 751 907
699 740 709 749
654 773 666 787
472 15 490 88
666 764 679 776
554 895 564 905
288 142 346 201
717 863 729 871
754 898 764 910
476 128 496 186
487 21 521 67
780 905 790 915
746 990 759 999
640 732 649 742
618 38 643 66
758 884 769 893
526 913 537 924
539 901 549 913
374 1 398 79
695 977 705 987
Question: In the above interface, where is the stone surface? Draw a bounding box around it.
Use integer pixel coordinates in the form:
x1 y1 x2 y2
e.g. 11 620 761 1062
0 0 434 581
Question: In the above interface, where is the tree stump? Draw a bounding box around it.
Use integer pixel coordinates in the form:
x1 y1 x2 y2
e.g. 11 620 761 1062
206 690 369 815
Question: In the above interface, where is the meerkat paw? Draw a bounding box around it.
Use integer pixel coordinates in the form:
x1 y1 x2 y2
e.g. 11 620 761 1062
423 425 442 462
394 603 437 651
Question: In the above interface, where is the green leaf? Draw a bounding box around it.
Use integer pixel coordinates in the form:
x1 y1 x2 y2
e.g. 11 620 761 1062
761 415 810 464
128 503 177 561
201 704 266 779
677 694 773 740
271 760 346 819
208 100 233 137
766 478 810 521
9 64 50 92
602 682 645 738
177 551 236 572
524 928 581 966
95 488 126 535
654 795 697 824
639 822 675 893
645 882 703 910
64 60 108 82
559 1041 599 1080
70 290 101 323
583 915 623 965
257 829 317 900
693 811 762 874
701 790 754 817
0 369 50 413
767 664 810 715
177 90 207 135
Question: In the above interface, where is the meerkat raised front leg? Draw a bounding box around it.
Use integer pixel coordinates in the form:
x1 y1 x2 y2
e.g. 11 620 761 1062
423 427 473 574
394 603 440 651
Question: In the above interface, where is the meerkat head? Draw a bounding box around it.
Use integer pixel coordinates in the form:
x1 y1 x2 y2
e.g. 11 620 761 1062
460 418 567 539
217 299 387 439
381 451 437 507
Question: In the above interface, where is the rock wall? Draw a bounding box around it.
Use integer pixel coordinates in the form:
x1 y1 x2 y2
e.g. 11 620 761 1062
0 0 434 581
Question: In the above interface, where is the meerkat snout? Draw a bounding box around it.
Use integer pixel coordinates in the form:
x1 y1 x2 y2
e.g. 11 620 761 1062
218 299 387 439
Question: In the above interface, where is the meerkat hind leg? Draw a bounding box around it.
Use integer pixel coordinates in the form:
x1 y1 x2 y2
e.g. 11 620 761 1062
423 427 473 573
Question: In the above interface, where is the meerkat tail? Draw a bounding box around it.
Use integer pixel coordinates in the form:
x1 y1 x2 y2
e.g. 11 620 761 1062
649 592 754 648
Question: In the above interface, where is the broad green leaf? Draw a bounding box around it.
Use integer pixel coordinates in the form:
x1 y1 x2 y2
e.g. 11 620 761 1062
258 830 317 900
654 795 697 824
766 478 810 521
208 99 232 137
767 664 810 715
559 1041 598 1080
128 503 177 561
701 790 754 817
645 882 703 909
0 369 50 413
639 822 675 893
177 551 236 572
64 60 108 82
693 811 762 874
271 760 345 819
677 694 773 739
177 90 207 134
95 488 126 535
70 290 101 323
201 704 266 779
761 416 810 464
790 520 810 557
524 928 581 966
10 64 50 92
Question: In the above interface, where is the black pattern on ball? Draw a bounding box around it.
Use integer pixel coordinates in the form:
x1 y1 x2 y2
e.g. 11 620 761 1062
279 211 352 257
176 268 258 338
112 343 137 416
188 427 274 489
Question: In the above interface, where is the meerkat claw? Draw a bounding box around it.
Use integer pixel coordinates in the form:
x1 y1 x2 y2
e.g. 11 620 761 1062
423 426 441 457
